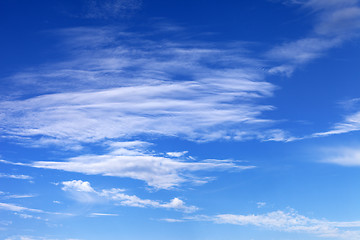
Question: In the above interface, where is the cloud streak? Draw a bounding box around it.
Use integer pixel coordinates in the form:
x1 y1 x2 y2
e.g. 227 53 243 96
268 0 360 75
4 141 253 189
61 180 198 213
183 209 360 240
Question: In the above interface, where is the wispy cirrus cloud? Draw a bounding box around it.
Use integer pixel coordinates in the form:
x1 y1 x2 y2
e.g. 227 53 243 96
3 141 253 189
178 209 360 240
0 26 288 146
0 202 72 218
61 180 198 213
0 202 43 213
268 0 360 75
313 111 360 137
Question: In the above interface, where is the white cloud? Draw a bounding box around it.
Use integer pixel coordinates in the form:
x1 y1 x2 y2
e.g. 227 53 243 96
186 209 360 240
0 26 282 146
61 180 198 213
0 202 72 218
89 212 119 217
24 141 253 189
313 111 360 137
0 202 43 213
62 180 95 193
160 218 184 223
166 151 188 157
257 202 266 208
320 146 360 166
0 173 33 180
269 0 360 73
3 194 36 199
14 213 42 220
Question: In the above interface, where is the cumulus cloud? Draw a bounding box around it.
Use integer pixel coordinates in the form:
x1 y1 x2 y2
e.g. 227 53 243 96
62 180 95 193
61 180 198 213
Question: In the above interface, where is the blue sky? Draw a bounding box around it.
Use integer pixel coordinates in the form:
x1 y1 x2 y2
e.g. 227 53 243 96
1 0 360 239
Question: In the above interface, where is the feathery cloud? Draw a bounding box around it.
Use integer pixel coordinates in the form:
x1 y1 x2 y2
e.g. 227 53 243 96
184 209 360 240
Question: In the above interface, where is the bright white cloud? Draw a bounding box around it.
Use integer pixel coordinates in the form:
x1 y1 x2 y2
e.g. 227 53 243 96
25 141 253 189
61 180 198 213
89 212 119 217
166 151 188 157
62 180 95 193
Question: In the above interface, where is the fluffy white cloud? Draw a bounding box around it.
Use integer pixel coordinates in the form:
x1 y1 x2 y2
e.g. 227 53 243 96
62 180 95 193
61 180 198 213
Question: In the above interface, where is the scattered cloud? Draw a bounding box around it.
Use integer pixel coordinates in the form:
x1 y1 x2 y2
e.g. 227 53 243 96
0 173 33 180
3 194 36 199
160 218 185 223
61 180 198 213
0 202 44 213
184 209 360 240
62 180 95 193
166 151 188 158
89 212 119 217
14 213 42 220
0 202 72 218
257 202 267 208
